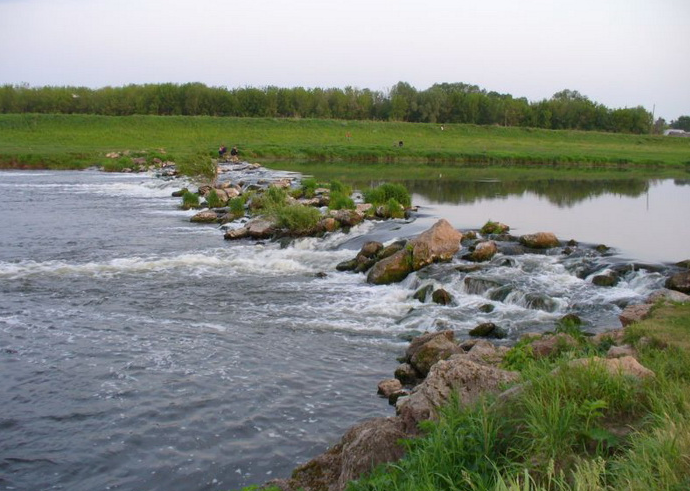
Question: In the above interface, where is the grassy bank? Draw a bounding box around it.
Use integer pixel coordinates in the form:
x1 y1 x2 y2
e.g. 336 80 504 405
1 114 689 172
347 302 690 491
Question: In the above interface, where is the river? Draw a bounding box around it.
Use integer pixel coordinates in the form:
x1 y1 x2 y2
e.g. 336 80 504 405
0 167 688 490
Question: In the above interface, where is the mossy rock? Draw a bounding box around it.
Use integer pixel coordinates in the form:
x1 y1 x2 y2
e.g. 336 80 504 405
413 285 434 302
593 274 619 287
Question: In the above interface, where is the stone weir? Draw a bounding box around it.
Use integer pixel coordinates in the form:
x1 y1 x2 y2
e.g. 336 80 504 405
259 219 690 491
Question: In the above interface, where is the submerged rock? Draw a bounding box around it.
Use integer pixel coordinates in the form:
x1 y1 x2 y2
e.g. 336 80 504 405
465 240 498 262
431 288 453 305
468 322 507 339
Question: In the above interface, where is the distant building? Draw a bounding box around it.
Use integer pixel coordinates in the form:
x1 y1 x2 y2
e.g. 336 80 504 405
664 129 690 137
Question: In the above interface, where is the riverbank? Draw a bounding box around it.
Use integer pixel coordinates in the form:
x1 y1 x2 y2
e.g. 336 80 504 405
1 114 689 171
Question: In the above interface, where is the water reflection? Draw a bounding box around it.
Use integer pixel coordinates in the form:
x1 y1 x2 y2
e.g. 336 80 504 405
353 179 652 208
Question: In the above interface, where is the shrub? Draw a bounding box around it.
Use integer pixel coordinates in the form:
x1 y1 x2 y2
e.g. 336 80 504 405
329 179 352 195
206 189 223 208
301 178 318 198
229 196 246 217
329 191 355 211
181 191 199 209
265 186 288 208
271 204 321 234
385 198 405 218
363 182 411 207
176 151 217 185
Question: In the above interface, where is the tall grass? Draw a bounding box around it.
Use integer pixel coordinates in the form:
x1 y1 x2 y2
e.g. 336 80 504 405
347 303 690 491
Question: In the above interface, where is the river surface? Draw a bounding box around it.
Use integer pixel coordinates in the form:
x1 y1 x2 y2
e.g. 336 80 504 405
0 168 688 491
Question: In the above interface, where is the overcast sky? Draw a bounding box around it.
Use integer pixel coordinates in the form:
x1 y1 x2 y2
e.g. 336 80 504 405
1 0 688 120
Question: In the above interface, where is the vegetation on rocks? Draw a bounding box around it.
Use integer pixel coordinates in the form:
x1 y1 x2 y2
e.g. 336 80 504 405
347 302 690 491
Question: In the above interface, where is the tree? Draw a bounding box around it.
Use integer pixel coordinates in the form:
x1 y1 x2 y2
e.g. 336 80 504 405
670 116 690 132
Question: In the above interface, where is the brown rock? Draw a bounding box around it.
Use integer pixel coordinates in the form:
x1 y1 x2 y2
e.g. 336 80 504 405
407 330 462 376
431 288 453 305
394 363 420 385
410 219 463 270
377 379 403 398
366 248 413 285
619 303 653 327
647 289 690 304
246 217 276 238
223 227 249 240
397 357 519 434
519 232 560 249
467 240 498 262
190 210 219 223
607 345 637 359
464 340 509 367
591 329 625 345
568 356 654 379
529 333 579 358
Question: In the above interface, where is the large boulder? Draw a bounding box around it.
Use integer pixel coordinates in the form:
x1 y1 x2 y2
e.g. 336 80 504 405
367 220 462 285
410 219 463 270
275 417 407 491
397 357 519 434
246 217 276 239
404 330 462 377
665 270 690 294
519 232 560 249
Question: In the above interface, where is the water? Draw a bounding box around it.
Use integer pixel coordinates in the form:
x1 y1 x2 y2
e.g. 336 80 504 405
0 169 687 491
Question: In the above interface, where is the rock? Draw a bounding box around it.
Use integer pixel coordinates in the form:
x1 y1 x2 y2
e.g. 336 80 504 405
524 293 559 312
519 232 560 249
355 203 373 215
619 303 653 327
412 284 434 302
359 241 384 258
455 264 484 273
377 379 403 398
529 333 579 358
479 304 495 313
595 244 611 253
366 248 413 285
190 210 219 223
647 289 690 304
171 188 189 197
335 258 358 272
282 417 407 491
607 345 637 359
407 330 462 377
463 277 503 295
246 217 276 239
319 217 339 233
468 322 506 339
466 240 498 262
397 357 519 434
591 329 625 346
567 356 654 379
410 219 463 270
377 240 407 260
464 340 509 367
223 227 249 240
593 273 619 287
665 270 690 294
394 363 421 385
332 209 364 227
480 221 510 235
431 288 453 305
676 259 690 269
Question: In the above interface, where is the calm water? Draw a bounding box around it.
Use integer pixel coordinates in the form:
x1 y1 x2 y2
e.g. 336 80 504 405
0 169 687 491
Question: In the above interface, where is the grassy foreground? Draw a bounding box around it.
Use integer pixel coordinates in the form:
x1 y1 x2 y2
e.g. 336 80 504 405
344 303 690 491
1 114 689 171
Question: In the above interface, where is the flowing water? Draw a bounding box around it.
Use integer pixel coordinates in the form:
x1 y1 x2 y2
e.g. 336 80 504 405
0 168 688 491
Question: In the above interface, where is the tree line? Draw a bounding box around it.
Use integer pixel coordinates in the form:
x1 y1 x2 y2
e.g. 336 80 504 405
0 81 654 134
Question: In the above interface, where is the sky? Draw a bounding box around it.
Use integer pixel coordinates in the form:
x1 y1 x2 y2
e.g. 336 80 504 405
0 0 688 121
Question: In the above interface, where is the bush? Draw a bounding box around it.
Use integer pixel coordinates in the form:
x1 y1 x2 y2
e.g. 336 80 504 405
385 198 405 218
330 179 352 195
329 191 355 210
181 191 199 209
271 204 321 234
363 182 411 207
301 178 318 198
229 196 246 217
176 151 217 185
206 189 223 208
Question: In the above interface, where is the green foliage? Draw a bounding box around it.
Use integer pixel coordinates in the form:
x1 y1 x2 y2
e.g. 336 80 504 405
385 198 405 218
271 204 322 234
670 115 690 132
481 220 509 235
301 177 318 198
176 151 217 185
329 192 355 210
363 182 411 207
0 82 655 133
501 338 536 371
181 191 199 209
265 186 288 208
206 189 223 208
329 179 352 195
228 196 246 217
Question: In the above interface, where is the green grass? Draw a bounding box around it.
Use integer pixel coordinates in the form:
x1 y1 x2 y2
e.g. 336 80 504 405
347 303 690 491
1 114 689 171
